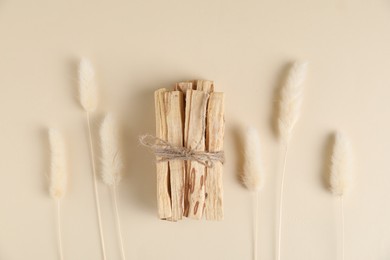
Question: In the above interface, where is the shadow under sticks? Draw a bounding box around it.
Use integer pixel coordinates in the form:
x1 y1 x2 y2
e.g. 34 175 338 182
269 62 294 139
321 132 336 191
119 87 158 215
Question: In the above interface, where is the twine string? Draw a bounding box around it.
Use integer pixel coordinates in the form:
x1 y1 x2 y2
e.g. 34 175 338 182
139 134 224 168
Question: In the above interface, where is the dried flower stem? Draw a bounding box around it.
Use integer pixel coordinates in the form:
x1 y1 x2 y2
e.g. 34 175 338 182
329 131 351 260
100 114 126 259
277 145 289 260
56 200 64 260
253 192 259 260
242 127 264 260
86 113 107 260
112 186 126 260
340 197 345 260
48 129 67 260
276 61 308 260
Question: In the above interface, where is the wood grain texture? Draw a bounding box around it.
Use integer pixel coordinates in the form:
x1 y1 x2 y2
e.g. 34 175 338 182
204 92 225 220
154 88 172 219
175 81 194 95
183 90 209 219
195 80 214 93
165 91 185 221
154 82 223 221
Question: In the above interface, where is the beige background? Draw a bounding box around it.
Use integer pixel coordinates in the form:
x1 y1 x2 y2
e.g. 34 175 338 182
1 0 390 259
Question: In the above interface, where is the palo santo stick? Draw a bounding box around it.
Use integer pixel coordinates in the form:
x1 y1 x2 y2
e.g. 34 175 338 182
184 90 209 219
195 80 214 93
204 92 225 220
175 80 214 94
175 81 194 95
154 88 172 219
165 91 185 221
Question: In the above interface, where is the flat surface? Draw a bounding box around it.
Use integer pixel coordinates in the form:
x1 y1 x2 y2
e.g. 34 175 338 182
1 0 390 259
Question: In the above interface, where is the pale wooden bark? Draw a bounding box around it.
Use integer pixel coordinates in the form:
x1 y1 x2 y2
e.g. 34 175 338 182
165 91 185 221
174 81 194 95
183 90 209 219
153 81 224 221
154 88 172 219
175 80 214 94
204 92 225 220
195 80 214 93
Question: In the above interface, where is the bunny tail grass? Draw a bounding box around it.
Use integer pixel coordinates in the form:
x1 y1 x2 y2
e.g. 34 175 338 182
277 146 289 260
86 113 107 260
100 114 126 260
100 114 123 186
242 127 264 191
79 58 98 112
277 61 308 260
330 132 352 260
49 129 67 200
278 61 308 145
78 58 107 260
49 129 67 260
330 132 352 196
242 127 264 260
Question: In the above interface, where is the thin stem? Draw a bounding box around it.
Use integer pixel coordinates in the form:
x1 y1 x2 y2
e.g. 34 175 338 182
254 192 259 260
56 200 64 260
341 197 345 260
87 113 107 260
277 144 289 260
112 186 126 260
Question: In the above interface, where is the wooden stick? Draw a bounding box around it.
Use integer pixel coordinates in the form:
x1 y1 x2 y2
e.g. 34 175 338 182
184 90 209 219
86 113 107 259
165 91 185 221
154 88 172 219
175 81 194 95
195 80 214 93
175 80 214 94
204 92 225 220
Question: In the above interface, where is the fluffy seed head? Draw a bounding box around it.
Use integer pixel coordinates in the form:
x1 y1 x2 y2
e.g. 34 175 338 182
330 131 352 196
79 58 98 112
242 127 264 191
278 61 308 144
100 114 122 186
49 129 67 200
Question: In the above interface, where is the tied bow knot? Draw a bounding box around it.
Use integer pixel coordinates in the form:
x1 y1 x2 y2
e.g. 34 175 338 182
139 134 224 168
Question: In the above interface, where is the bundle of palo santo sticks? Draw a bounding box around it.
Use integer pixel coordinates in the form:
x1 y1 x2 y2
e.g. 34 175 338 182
142 80 225 221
